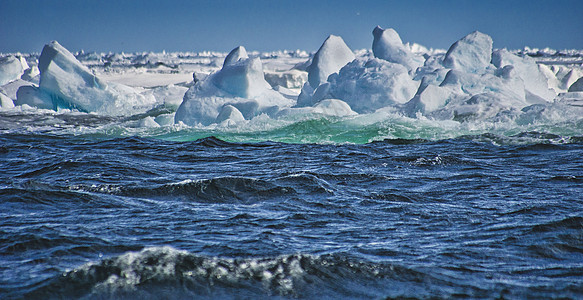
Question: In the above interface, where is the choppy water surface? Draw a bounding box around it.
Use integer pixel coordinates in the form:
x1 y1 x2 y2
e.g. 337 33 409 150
1 111 583 299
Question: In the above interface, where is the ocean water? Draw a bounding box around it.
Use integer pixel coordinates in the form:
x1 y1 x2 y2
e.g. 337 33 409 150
1 110 583 299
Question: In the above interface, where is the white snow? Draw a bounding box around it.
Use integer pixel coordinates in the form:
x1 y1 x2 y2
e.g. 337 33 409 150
212 55 271 98
264 69 307 90
405 83 452 114
145 84 189 107
312 99 356 116
215 104 245 125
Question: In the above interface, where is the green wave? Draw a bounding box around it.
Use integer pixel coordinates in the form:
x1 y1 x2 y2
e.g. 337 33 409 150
3 108 583 144
147 112 583 144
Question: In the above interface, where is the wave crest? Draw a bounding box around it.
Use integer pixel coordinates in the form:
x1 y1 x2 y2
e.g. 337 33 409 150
26 246 425 299
121 177 295 203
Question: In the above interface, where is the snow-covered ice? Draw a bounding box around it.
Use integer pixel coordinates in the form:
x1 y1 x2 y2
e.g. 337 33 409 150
306 35 355 89
569 77 583 92
442 31 493 74
0 55 29 85
174 46 294 126
24 41 156 115
372 26 423 71
327 57 419 113
491 49 556 102
0 92 14 109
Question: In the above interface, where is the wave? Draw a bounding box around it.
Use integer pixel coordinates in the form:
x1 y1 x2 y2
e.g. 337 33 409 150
530 216 583 233
118 177 295 203
3 107 583 145
21 246 583 299
19 246 465 299
51 175 301 205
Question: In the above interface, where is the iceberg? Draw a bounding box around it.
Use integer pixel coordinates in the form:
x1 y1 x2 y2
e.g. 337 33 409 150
19 41 155 115
442 31 493 73
145 84 189 108
215 104 245 125
2 26 572 131
560 69 583 91
326 58 419 113
311 99 356 116
0 92 14 108
211 47 272 98
306 35 355 89
372 26 423 71
15 86 53 110
0 55 29 85
556 91 583 108
277 99 356 118
399 30 566 122
297 29 424 113
406 65 530 120
1 79 34 100
21 65 40 82
491 49 555 102
404 82 453 115
175 46 294 126
264 69 307 90
569 77 583 92
448 92 523 122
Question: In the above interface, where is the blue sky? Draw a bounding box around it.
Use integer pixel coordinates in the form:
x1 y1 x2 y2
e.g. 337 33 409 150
1 0 582 53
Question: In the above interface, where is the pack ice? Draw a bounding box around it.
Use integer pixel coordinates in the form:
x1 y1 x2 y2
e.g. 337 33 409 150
328 28 581 122
15 41 155 115
2 27 582 124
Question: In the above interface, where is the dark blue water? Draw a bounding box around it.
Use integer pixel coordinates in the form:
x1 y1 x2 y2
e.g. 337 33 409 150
1 132 583 299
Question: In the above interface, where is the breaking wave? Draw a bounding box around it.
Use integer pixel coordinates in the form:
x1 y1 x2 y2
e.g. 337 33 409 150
23 245 583 299
73 177 296 204
2 107 583 145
